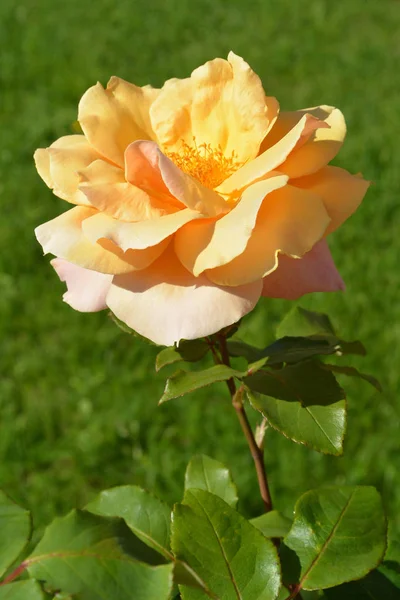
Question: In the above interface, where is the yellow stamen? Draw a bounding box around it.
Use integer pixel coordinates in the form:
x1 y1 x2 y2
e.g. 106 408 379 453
165 139 242 189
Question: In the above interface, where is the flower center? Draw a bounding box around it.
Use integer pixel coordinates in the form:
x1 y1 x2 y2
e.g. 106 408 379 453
165 139 241 189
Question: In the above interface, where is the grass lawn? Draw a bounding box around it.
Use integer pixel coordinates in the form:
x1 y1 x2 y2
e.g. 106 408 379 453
1 0 399 539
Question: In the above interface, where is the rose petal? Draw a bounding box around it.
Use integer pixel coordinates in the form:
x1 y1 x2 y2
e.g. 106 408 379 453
78 77 159 167
34 135 99 205
82 208 202 251
263 106 346 179
206 185 331 286
35 206 148 274
106 248 263 346
126 140 227 217
293 166 370 234
261 240 345 299
174 173 288 276
216 113 326 198
79 158 178 221
51 258 112 312
150 52 277 163
34 148 53 188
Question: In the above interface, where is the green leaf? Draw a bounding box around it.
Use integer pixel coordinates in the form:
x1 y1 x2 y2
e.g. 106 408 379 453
251 511 292 538
184 455 238 508
227 340 266 363
277 307 336 339
246 359 346 455
86 485 172 560
245 361 346 455
27 510 173 600
322 364 382 392
228 337 341 366
323 569 400 598
247 389 346 455
85 486 211 594
245 360 345 405
172 489 281 600
160 365 245 403
258 337 341 366
276 308 366 357
0 580 45 600
284 486 387 590
155 341 210 372
0 491 31 578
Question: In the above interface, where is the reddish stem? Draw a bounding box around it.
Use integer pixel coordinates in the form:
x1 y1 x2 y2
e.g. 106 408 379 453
0 563 27 586
217 334 273 513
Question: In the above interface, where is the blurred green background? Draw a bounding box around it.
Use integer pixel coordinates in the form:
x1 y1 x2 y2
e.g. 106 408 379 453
1 0 399 538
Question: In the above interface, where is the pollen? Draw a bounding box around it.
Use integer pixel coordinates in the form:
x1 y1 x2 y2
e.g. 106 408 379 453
165 139 242 189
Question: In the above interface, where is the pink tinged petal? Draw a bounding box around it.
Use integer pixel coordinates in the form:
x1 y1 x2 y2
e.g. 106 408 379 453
82 208 202 251
35 206 145 274
206 185 331 287
157 151 228 216
125 140 227 217
216 114 327 198
125 140 173 198
78 77 159 167
78 159 178 221
34 136 100 205
293 166 370 234
265 106 346 179
106 249 263 346
51 258 112 312
174 173 289 276
261 240 345 300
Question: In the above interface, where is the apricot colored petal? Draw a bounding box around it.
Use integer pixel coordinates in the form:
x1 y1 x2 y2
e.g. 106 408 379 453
150 52 276 163
34 148 53 188
78 77 159 167
106 249 262 346
175 173 288 276
35 206 138 274
217 114 325 198
206 185 331 286
34 135 100 205
261 240 345 300
266 106 346 179
79 159 176 221
51 258 112 312
82 208 201 251
293 166 370 234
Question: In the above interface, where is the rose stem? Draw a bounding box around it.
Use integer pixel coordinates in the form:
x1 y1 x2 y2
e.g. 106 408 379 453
217 334 273 513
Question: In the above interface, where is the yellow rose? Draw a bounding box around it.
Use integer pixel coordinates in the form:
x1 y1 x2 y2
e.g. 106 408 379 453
35 52 369 345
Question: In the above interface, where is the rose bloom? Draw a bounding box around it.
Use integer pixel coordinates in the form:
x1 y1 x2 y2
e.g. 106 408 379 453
35 53 369 345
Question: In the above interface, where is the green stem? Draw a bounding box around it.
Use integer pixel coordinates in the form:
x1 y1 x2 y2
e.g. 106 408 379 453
217 334 273 513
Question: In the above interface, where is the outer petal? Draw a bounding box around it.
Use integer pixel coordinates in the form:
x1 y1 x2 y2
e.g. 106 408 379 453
174 173 289 276
51 258 112 312
106 248 263 346
126 140 227 217
35 206 158 274
82 208 203 251
216 114 326 199
79 159 178 221
34 135 100 205
206 185 331 286
150 52 277 163
293 166 370 234
261 240 345 300
263 106 346 179
78 77 159 167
